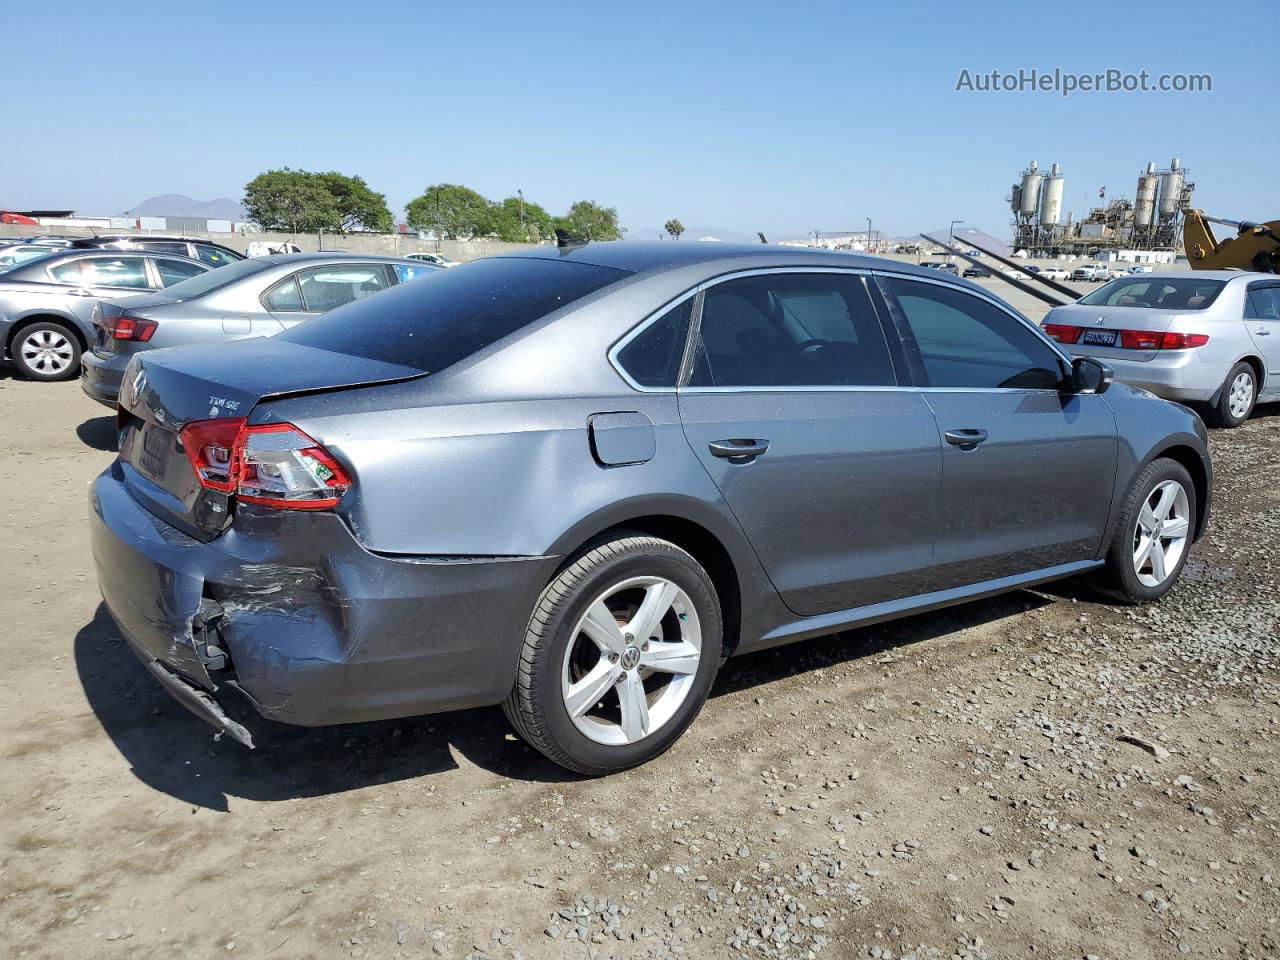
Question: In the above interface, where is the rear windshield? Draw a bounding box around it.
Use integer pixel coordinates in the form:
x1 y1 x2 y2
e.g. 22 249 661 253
279 256 630 372
158 256 274 299
1079 277 1225 310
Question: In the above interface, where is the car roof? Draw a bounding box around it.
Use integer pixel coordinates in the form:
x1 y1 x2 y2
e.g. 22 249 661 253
503 240 950 280
251 253 437 265
1108 270 1245 282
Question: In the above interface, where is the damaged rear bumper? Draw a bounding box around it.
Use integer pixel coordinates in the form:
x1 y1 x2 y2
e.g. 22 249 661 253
89 462 559 738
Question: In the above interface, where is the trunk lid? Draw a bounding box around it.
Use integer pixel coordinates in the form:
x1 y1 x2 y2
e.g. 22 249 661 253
1043 303 1185 362
116 337 425 540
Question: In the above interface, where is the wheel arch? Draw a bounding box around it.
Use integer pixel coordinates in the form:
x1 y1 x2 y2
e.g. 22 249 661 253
1146 441 1211 541
5 311 89 356
547 501 751 656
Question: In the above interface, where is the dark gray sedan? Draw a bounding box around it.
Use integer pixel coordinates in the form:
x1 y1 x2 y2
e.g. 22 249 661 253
80 253 440 405
89 242 1211 774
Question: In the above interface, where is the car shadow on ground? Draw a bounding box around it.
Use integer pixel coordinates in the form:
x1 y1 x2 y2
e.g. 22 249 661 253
76 415 116 451
77 587 1060 811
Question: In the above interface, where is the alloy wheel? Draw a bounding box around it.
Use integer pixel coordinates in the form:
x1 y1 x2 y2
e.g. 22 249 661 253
560 576 702 746
20 329 74 376
1132 479 1191 588
1228 371 1254 421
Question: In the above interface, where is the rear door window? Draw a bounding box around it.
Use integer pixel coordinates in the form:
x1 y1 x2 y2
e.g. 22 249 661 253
279 256 629 372
50 256 150 289
154 257 208 288
138 241 192 256
1245 285 1280 319
688 272 896 387
295 264 391 312
392 262 437 284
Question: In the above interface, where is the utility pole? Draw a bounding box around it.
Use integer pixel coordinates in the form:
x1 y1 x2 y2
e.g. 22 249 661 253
866 217 872 253
949 219 964 262
518 189 525 239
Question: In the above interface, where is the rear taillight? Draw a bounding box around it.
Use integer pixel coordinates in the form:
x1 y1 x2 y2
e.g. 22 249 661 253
103 314 158 342
1118 330 1210 350
236 423 352 510
1043 323 1082 344
178 419 351 510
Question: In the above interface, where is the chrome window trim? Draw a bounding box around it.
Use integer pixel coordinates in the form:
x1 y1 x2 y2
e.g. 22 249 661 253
608 266 890 394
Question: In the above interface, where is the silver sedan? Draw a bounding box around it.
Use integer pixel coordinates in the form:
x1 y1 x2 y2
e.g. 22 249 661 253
80 253 440 406
1041 270 1280 427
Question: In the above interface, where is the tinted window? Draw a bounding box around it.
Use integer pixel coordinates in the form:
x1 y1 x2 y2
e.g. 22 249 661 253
155 258 207 287
392 262 438 284
280 257 628 373
1246 285 1280 320
890 278 1064 390
138 241 191 256
194 244 242 266
688 273 895 387
616 299 694 387
263 276 304 312
158 257 273 299
1079 277 1225 309
296 264 390 312
50 256 149 288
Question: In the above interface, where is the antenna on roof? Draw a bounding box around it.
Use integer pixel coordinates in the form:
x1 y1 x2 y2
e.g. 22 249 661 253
555 228 587 249
757 232 768 244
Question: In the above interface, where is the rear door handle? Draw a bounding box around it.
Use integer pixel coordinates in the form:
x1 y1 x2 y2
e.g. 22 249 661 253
709 438 770 460
1256 328 1272 336
944 428 988 449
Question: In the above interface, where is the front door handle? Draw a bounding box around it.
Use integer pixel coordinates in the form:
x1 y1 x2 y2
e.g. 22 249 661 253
709 438 770 461
944 428 988 449
1256 328 1272 336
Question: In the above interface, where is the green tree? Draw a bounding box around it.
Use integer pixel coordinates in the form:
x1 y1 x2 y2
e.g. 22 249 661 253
242 168 340 233
405 184 494 239
490 195 555 242
556 200 623 241
664 218 685 240
316 172 393 233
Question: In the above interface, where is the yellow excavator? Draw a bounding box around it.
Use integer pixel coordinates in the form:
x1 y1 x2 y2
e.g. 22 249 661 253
1183 210 1279 272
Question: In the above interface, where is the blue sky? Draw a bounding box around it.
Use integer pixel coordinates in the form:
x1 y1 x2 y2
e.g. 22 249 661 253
3 0 1275 240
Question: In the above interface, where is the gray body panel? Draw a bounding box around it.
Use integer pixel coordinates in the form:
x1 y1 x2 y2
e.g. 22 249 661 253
89 242 1213 735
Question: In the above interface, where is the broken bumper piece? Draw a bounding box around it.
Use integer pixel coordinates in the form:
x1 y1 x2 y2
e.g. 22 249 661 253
135 644 255 748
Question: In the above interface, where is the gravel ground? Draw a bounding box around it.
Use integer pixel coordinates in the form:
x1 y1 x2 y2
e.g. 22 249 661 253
1 292 1277 959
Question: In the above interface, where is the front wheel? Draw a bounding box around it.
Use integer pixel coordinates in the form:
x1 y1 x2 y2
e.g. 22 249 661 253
503 534 723 775
12 321 82 381
1095 458 1196 604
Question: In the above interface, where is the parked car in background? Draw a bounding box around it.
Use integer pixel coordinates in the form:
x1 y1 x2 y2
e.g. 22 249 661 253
1039 266 1070 281
923 261 958 274
1001 267 1029 280
1042 271 1279 427
71 235 244 267
247 240 303 257
405 252 460 268
25 236 76 248
1125 265 1153 275
962 265 990 278
89 242 1211 774
81 254 440 405
0 244 59 269
1 250 211 380
1071 264 1113 282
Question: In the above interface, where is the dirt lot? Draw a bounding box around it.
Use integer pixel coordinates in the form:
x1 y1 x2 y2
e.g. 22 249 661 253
2 283 1278 960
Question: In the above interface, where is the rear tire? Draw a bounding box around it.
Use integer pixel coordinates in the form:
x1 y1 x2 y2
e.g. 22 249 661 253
11 321 82 381
503 534 722 776
1095 458 1196 604
1204 361 1256 428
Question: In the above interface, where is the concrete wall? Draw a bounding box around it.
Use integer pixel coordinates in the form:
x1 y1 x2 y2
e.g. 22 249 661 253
0 225 538 262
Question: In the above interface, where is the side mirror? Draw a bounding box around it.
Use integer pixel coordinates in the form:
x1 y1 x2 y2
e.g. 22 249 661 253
1069 356 1114 394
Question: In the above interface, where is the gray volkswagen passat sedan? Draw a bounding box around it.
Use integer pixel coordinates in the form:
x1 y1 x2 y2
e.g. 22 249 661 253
89 243 1212 774
0 250 212 380
1042 271 1280 427
80 254 440 405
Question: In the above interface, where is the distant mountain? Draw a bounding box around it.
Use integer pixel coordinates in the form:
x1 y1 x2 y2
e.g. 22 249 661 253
119 194 246 220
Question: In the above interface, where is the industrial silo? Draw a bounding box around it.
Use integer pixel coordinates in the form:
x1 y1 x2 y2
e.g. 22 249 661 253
1158 158 1184 218
1040 163 1064 227
1134 162 1158 228
1019 161 1042 220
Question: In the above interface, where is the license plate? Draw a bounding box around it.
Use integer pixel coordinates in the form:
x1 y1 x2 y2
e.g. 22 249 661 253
1082 330 1117 346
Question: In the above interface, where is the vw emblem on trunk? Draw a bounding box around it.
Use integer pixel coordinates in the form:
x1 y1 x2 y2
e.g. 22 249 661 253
1095 316 1107 325
129 367 147 403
